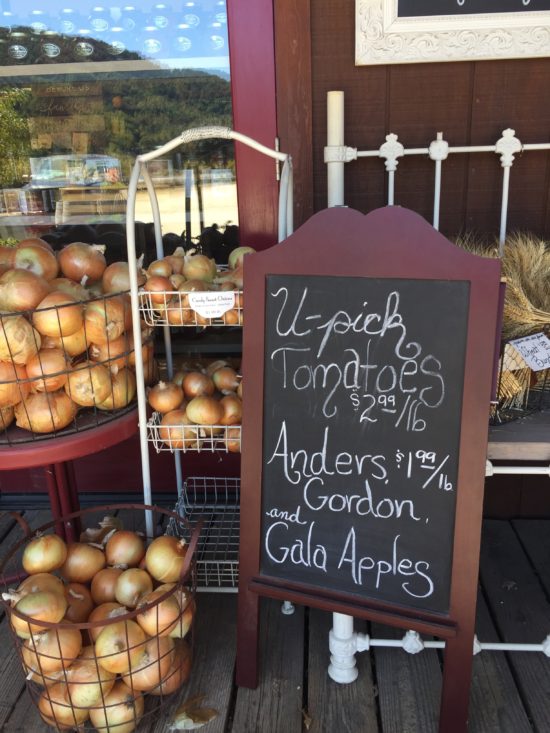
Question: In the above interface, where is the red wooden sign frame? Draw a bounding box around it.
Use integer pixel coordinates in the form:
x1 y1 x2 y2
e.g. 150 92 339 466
236 207 502 732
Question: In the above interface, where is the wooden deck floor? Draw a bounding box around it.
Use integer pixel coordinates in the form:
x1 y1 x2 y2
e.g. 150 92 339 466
0 511 549 732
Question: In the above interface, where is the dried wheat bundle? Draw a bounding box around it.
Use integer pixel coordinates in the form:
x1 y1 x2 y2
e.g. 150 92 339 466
501 232 550 313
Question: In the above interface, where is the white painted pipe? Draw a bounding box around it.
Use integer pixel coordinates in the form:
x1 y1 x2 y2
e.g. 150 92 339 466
327 91 345 207
328 612 358 683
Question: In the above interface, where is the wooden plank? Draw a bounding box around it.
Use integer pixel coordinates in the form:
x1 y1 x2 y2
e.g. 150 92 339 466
372 622 441 733
231 598 304 732
146 593 236 733
513 519 550 595
479 520 550 731
488 410 550 461
0 616 33 730
468 591 532 732
306 609 378 732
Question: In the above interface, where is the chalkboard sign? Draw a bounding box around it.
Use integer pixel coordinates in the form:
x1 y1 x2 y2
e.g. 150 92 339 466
237 207 502 731
260 275 469 614
398 0 550 16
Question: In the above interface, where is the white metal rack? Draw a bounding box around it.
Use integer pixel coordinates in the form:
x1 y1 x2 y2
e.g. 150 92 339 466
125 125 292 583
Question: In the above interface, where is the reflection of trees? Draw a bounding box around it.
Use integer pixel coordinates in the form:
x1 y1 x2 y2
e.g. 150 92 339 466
0 88 32 186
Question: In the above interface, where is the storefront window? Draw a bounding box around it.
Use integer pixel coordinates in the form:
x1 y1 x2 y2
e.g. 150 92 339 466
0 1 237 260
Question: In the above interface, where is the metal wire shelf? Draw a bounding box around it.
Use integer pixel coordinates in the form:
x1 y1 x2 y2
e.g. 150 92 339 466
147 410 241 453
139 289 243 328
167 477 240 592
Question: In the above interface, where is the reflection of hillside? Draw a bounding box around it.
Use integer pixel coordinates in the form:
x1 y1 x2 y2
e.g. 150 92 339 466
0 26 143 66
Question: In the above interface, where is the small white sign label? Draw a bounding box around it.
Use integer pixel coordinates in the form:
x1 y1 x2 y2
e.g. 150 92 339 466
188 291 235 318
509 332 550 371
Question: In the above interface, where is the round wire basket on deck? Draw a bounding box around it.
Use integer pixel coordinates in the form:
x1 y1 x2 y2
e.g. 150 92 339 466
0 504 200 732
0 290 156 446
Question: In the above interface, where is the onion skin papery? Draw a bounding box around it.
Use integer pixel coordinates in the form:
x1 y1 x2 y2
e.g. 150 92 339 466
22 625 82 677
182 371 215 399
17 572 65 598
65 360 111 407
22 533 67 575
0 269 50 312
228 245 256 269
182 253 217 282
114 568 153 609
46 326 88 359
94 619 146 674
88 602 126 643
149 638 192 696
102 261 146 294
89 681 144 733
60 542 106 584
0 404 14 428
97 367 136 411
145 535 188 584
32 292 83 339
58 242 107 282
147 259 172 278
212 366 239 392
226 426 241 453
122 636 175 692
62 646 116 708
50 277 89 302
219 394 242 426
64 582 94 624
0 360 30 408
10 590 68 638
105 530 145 568
0 315 41 364
26 348 69 392
186 395 224 426
91 567 124 605
14 243 59 281
14 390 77 433
158 408 202 450
90 333 132 370
38 682 90 730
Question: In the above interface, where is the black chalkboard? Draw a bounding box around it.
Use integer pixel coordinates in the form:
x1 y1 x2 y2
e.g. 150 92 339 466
260 275 470 615
398 0 550 16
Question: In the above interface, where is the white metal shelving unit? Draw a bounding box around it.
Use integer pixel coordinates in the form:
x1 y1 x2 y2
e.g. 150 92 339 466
125 126 292 588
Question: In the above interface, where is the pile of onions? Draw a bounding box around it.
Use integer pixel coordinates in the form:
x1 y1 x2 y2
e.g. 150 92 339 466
14 242 59 281
114 568 153 608
84 296 126 344
102 261 146 294
22 534 68 575
62 646 117 708
186 395 224 426
182 253 217 282
158 408 202 450
22 625 82 676
26 348 69 392
9 590 67 638
94 619 146 674
64 582 94 623
89 681 144 733
105 530 145 568
0 269 50 312
58 242 107 282
90 568 123 605
32 292 83 339
145 536 188 583
60 543 106 584
97 367 136 411
181 371 215 399
147 381 184 414
65 361 111 407
38 682 90 729
149 639 192 696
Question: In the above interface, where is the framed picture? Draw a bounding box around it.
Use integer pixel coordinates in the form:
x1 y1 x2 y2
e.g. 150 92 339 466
356 1 550 65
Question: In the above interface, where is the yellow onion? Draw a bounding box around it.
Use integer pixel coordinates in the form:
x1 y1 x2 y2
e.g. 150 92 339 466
228 245 255 269
102 261 146 294
158 408 201 450
169 273 186 289
88 603 127 643
94 619 146 674
0 404 14 429
0 245 14 269
84 296 126 344
16 572 65 598
145 535 188 583
14 242 59 281
64 582 94 624
90 333 132 370
65 360 111 407
50 277 89 302
226 426 241 453
60 543 106 584
0 361 30 407
0 315 41 364
38 682 89 730
97 367 136 411
212 365 239 392
105 530 145 568
135 587 182 637
182 253 217 282
143 275 173 306
58 242 107 282
114 568 153 609
14 391 77 433
89 681 144 733
91 568 123 606
0 269 50 312
26 348 69 392
22 533 67 575
149 639 192 696
164 253 185 274
154 583 195 639
61 646 116 708
45 326 88 358
186 395 224 425
219 393 242 426
182 371 215 399
22 625 82 677
10 590 67 638
122 636 174 692
147 381 184 414
32 292 83 339
147 259 172 278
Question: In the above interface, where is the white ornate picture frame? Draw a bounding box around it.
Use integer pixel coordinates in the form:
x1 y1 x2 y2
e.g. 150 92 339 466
356 1 550 65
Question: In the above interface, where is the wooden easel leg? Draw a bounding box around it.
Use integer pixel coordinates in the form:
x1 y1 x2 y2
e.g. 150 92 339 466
236 588 260 688
438 632 475 733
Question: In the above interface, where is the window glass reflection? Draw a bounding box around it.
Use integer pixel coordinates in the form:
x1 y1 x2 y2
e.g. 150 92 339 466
0 1 237 263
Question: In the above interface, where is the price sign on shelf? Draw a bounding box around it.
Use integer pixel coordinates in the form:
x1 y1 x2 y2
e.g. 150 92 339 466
509 332 550 371
187 291 235 319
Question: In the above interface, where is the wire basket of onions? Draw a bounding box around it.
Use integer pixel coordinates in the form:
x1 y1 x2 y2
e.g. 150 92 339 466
0 503 200 732
0 239 158 445
138 248 249 328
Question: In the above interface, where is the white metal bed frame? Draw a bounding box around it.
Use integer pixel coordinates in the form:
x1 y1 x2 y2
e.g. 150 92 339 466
324 90 550 682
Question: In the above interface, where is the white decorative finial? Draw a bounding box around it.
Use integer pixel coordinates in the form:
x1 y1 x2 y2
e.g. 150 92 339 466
379 133 404 172
402 630 424 654
429 132 449 161
495 129 522 168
